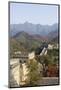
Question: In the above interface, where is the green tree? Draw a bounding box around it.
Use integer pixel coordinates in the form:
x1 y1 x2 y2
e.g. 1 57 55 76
26 59 41 86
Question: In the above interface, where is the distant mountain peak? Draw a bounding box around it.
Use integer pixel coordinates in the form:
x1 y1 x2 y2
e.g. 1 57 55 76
24 21 32 25
10 22 58 38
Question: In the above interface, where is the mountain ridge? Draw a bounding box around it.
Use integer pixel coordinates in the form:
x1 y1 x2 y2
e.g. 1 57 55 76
10 22 58 37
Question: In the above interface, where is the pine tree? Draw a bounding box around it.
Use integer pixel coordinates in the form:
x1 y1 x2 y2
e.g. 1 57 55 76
26 58 41 86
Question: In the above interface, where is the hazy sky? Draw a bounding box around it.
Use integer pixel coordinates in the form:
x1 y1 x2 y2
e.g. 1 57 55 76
10 3 58 25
